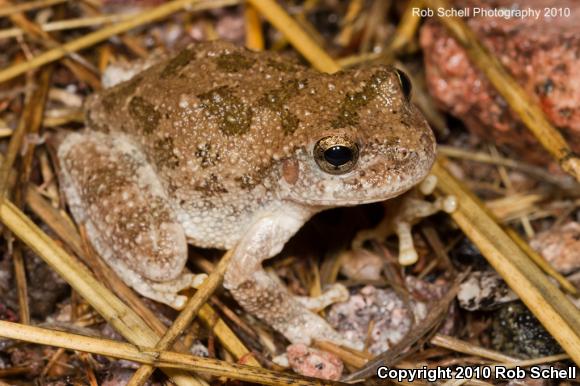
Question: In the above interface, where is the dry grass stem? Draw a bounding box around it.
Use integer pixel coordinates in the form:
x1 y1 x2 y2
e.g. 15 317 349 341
0 321 342 386
16 67 53 193
438 145 579 191
337 52 382 68
10 80 54 334
0 0 242 84
26 186 85 256
197 302 260 366
0 1 574 382
431 335 517 363
486 193 546 222
0 14 135 40
441 379 469 386
313 340 370 368
0 0 67 18
127 249 245 386
495 353 569 369
0 199 206 386
11 248 29 325
246 0 340 73
43 110 84 127
40 347 66 377
505 227 577 295
0 82 32 198
334 0 363 47
3 0 101 89
2 64 53 325
432 160 580 365
244 3 264 51
358 0 387 54
386 0 423 54
423 0 580 181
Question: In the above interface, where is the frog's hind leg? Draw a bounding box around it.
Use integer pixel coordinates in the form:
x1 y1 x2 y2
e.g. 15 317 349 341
58 131 202 309
224 213 363 350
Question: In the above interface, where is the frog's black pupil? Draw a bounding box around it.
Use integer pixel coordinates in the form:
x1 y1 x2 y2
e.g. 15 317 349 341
324 146 353 167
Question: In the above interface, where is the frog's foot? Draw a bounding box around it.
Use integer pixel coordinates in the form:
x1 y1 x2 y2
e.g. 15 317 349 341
395 194 457 265
352 175 457 265
268 271 349 312
351 223 388 251
224 213 363 351
228 271 363 350
98 248 206 309
293 283 349 313
59 131 196 309
142 271 207 309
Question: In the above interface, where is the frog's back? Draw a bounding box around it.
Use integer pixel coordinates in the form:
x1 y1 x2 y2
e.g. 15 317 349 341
87 42 359 204
86 42 318 199
84 41 332 247
83 41 431 247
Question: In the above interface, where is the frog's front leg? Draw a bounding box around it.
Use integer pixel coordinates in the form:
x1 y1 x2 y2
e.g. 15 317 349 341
223 211 362 350
58 131 204 309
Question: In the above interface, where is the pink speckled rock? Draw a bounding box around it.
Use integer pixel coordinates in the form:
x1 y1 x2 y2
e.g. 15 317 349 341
286 344 343 380
530 221 580 274
420 0 580 164
327 278 454 355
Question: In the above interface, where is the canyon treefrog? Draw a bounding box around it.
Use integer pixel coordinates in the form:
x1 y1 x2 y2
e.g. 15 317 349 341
57 41 436 349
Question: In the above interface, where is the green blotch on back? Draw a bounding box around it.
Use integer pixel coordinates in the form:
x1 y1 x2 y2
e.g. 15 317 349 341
260 79 306 135
194 143 221 168
161 48 195 78
84 109 107 133
128 96 160 134
194 173 228 195
216 52 254 72
281 111 300 134
198 86 253 136
153 137 180 169
332 70 390 128
266 58 298 73
101 74 143 113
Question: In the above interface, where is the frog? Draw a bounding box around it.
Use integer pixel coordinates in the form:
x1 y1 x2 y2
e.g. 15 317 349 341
57 41 436 349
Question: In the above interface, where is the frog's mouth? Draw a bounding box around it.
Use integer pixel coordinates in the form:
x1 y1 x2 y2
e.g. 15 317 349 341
288 160 433 207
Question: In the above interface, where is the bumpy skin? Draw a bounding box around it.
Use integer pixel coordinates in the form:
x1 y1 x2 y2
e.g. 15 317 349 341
58 41 436 348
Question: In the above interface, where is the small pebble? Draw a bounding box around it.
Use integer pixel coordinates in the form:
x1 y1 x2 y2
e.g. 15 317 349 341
286 343 343 380
531 221 580 274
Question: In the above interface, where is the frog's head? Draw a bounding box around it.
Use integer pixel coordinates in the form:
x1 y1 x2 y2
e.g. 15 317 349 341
280 67 436 207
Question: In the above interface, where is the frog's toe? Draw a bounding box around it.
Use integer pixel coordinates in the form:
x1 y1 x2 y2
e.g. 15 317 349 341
394 194 456 265
160 293 189 310
119 269 205 309
228 270 362 350
283 312 364 350
294 283 349 313
127 277 188 309
395 220 418 266
192 273 208 288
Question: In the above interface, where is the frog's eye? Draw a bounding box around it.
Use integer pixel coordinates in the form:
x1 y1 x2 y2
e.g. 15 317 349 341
395 68 412 101
313 136 359 175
